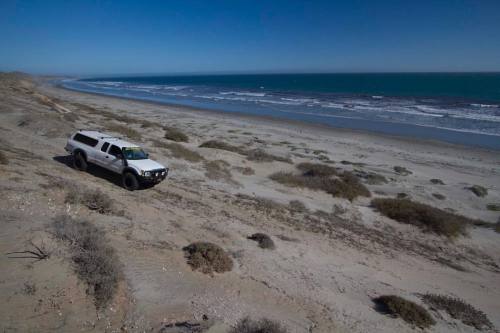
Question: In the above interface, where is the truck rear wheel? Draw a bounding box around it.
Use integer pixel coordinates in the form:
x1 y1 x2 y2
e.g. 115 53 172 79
123 172 140 191
73 152 88 171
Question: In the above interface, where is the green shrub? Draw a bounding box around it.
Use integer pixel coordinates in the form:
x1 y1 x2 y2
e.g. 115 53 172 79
468 185 488 197
421 294 493 330
53 215 121 308
229 317 287 333
432 193 446 200
164 126 189 142
248 233 275 249
371 198 482 237
183 242 233 274
373 295 435 328
486 203 500 211
394 166 412 175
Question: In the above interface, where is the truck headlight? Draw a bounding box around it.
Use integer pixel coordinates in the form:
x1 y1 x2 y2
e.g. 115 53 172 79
144 171 151 177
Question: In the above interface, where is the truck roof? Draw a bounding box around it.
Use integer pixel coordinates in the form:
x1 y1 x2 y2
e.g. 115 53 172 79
77 130 138 148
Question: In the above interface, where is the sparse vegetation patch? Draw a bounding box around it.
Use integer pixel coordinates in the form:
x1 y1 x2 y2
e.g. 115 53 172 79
0 150 8 165
65 188 114 214
371 198 482 237
52 215 121 308
246 149 292 163
204 160 233 182
373 295 435 328
164 126 189 142
421 294 493 330
430 178 445 185
199 140 245 154
229 317 287 333
270 167 370 201
233 166 255 175
355 170 388 185
163 142 204 162
106 123 141 141
248 233 275 249
296 162 338 177
183 242 233 275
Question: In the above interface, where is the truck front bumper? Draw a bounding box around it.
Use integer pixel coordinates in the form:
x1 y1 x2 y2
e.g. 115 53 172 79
139 168 168 184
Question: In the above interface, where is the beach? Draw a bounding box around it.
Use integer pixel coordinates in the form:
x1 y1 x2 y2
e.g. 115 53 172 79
1 72 499 332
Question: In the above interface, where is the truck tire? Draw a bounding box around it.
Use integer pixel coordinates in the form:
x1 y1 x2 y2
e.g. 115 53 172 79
73 152 88 171
123 172 140 191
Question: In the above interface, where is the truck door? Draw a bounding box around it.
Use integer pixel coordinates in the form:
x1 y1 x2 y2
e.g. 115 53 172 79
105 144 125 173
93 141 110 167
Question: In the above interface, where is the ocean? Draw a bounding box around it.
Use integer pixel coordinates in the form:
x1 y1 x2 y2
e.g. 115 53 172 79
61 73 500 150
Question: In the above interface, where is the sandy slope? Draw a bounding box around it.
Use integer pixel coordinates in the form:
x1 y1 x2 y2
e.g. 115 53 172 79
0 73 499 332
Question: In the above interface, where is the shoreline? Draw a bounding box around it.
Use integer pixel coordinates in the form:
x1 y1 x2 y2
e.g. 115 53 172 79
55 82 500 153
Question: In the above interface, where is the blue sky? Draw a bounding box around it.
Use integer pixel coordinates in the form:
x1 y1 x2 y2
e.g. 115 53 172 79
1 0 500 75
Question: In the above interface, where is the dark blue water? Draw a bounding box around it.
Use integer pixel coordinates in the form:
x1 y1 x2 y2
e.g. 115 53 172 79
62 73 500 150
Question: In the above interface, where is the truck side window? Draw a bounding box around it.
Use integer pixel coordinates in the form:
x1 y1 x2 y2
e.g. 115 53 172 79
108 145 122 158
74 133 98 147
101 142 110 152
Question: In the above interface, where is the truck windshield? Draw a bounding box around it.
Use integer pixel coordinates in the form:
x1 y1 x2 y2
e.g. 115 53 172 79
122 147 148 160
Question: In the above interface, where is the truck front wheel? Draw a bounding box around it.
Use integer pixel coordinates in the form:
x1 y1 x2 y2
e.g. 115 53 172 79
73 152 88 171
123 172 140 191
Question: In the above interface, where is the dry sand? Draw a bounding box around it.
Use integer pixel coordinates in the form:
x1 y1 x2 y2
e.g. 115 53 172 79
1 72 499 332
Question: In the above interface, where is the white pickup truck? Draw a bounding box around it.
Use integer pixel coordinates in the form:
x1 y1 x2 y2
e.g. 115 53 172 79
65 130 168 190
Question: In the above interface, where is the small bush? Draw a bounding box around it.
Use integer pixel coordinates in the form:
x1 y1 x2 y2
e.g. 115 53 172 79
355 170 388 185
432 193 446 200
248 233 275 249
0 150 8 165
421 294 493 330
397 193 408 199
296 162 338 177
246 149 292 163
229 317 287 333
164 142 204 162
486 204 500 211
373 295 435 328
233 166 255 175
289 200 308 213
430 178 445 185
52 215 121 308
65 188 114 214
106 123 141 141
204 160 232 182
394 166 412 176
468 185 488 197
164 126 188 142
183 242 233 275
371 198 482 237
199 140 245 154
